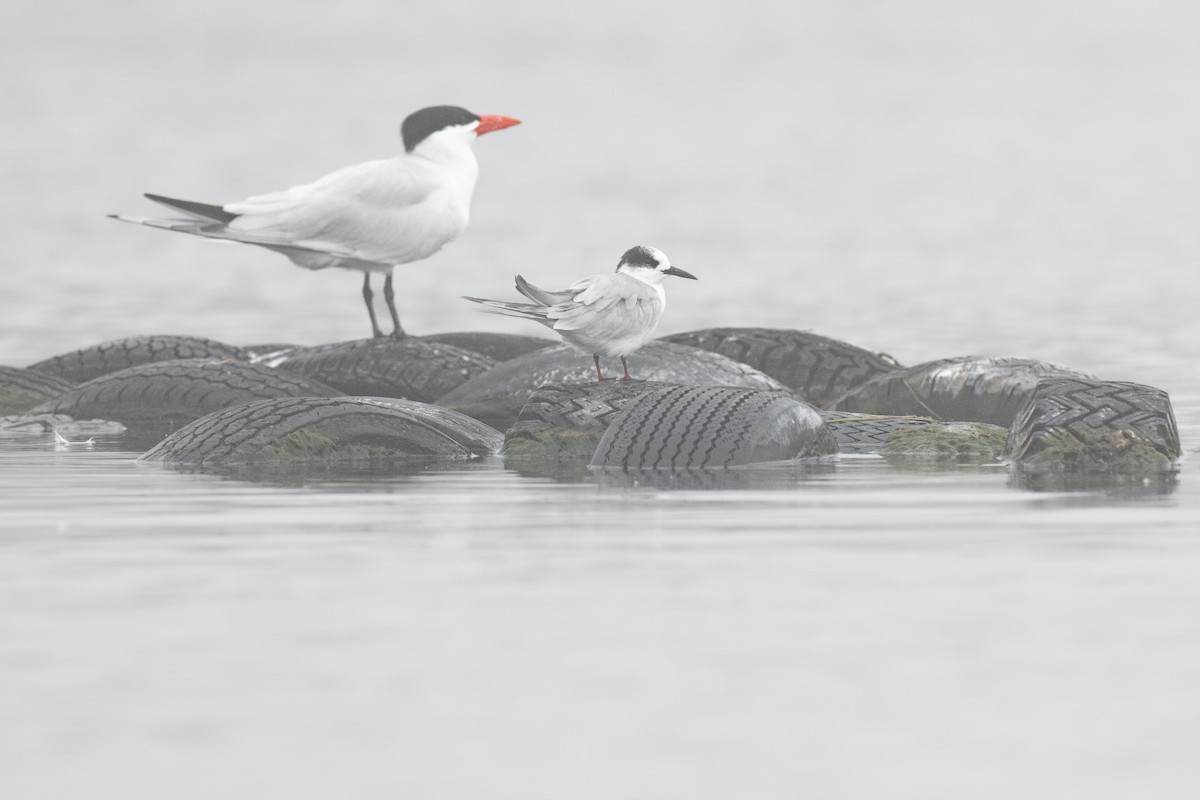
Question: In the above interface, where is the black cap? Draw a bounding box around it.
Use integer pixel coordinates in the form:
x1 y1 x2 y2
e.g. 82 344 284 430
617 246 662 270
401 106 481 151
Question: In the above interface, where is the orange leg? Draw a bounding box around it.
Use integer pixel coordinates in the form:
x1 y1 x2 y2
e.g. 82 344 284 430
620 356 633 381
593 354 611 381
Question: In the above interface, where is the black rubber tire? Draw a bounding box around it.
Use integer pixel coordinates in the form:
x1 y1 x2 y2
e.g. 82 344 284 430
508 381 670 438
141 396 503 469
420 332 555 362
269 338 496 403
1005 378 1181 471
661 327 901 406
31 358 339 447
0 365 77 415
591 386 836 469
828 356 1088 427
437 341 787 432
0 413 127 439
816 410 936 454
28 335 245 383
502 381 672 467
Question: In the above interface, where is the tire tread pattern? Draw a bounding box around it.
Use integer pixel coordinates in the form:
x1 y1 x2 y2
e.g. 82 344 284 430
661 327 901 406
505 382 669 442
591 386 835 469
141 396 502 466
830 356 1088 427
817 410 937 453
31 358 339 442
272 338 496 402
28 335 245 383
0 365 77 414
1005 378 1181 466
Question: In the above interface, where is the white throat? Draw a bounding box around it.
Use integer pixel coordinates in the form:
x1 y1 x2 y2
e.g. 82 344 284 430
410 126 480 186
619 265 669 286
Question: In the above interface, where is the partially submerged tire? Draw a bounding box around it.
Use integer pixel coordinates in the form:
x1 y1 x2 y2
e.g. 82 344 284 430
878 421 1009 464
0 365 76 415
268 338 496 402
28 335 245 383
141 396 502 469
30 358 338 447
503 381 671 468
829 356 1089 427
0 413 127 439
591 386 836 469
816 410 936 454
1005 378 1181 473
661 327 900 406
437 342 787 432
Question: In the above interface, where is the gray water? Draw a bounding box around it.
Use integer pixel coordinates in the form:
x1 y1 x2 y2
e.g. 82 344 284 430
4 1 1200 797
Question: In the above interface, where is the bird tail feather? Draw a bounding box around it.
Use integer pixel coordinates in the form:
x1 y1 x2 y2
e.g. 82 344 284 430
144 193 239 223
107 212 387 273
461 296 555 326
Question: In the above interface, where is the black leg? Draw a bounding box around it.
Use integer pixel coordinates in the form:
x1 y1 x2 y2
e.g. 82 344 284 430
362 273 384 338
593 353 608 382
620 356 633 381
383 272 404 338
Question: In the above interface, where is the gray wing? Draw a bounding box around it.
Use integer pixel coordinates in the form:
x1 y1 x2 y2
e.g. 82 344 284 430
108 208 383 272
514 274 576 306
547 274 662 338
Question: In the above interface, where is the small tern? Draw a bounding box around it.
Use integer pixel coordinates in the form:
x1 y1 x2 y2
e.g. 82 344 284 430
463 245 696 381
111 105 520 338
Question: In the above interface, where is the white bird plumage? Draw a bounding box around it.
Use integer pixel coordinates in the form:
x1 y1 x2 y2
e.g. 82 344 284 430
110 105 520 338
463 245 697 381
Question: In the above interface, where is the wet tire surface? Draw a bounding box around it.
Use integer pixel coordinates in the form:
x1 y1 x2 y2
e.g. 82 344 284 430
661 327 901 406
142 396 503 467
0 365 77 415
508 381 670 438
829 356 1088 427
28 335 245 383
502 381 673 467
269 338 496 402
817 410 936 454
591 386 836 469
1006 378 1181 470
437 341 787 432
31 358 339 445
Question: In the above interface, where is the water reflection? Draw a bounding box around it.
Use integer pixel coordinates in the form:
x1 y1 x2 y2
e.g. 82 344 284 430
195 455 844 492
876 446 1182 499
589 461 839 491
877 454 1007 474
149 455 500 490
128 447 1187 500
1008 467 1179 498
502 455 593 483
